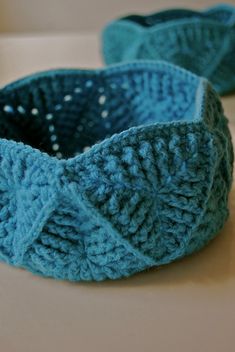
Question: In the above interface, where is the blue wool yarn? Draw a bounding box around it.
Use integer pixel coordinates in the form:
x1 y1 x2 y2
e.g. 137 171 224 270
102 4 235 95
0 61 233 281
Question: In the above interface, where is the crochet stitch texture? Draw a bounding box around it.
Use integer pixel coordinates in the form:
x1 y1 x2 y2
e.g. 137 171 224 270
102 4 235 95
0 61 233 281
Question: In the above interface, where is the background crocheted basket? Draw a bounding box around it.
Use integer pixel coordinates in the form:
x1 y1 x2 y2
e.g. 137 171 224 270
0 61 233 281
102 4 235 95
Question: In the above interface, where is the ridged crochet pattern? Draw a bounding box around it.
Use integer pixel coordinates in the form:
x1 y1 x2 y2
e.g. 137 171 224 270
0 61 233 281
102 4 235 95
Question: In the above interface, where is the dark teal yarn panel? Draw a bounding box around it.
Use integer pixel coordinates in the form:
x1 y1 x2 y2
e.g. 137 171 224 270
0 61 233 281
102 4 235 95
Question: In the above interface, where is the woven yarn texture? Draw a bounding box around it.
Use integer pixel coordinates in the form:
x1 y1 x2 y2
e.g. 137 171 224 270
0 61 233 281
102 4 235 95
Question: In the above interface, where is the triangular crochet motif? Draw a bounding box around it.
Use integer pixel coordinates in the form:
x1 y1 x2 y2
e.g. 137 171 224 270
142 22 230 77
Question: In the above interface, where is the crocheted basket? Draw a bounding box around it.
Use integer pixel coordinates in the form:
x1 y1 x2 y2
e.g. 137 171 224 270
0 61 233 281
102 4 235 95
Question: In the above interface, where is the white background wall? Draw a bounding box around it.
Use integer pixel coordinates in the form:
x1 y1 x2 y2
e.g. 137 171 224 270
0 0 234 33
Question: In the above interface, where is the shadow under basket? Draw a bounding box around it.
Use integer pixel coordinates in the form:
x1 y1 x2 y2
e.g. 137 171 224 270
0 61 233 281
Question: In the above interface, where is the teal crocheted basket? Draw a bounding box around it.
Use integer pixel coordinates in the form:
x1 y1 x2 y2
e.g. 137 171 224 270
0 61 233 281
102 4 235 95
